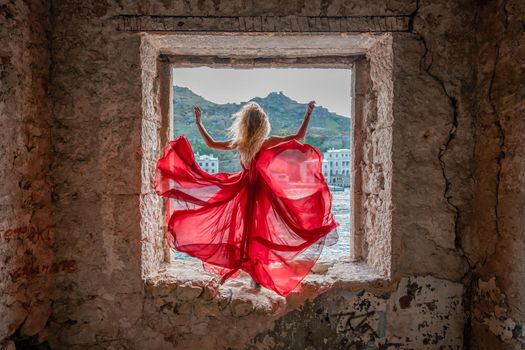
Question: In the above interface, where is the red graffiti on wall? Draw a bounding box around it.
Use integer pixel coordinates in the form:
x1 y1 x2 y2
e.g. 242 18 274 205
1 224 54 243
9 259 77 281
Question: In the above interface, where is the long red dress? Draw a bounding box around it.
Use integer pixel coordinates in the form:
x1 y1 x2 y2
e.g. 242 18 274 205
154 134 339 296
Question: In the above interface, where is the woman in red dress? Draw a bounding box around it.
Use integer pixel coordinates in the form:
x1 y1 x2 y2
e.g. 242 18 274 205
154 101 339 296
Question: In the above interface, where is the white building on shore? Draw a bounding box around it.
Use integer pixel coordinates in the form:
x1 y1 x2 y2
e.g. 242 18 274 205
194 153 219 174
322 159 331 183
323 148 351 187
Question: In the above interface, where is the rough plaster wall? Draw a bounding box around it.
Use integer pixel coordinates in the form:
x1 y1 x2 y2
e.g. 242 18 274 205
141 263 464 349
250 276 463 349
140 35 166 280
469 0 525 348
358 36 394 278
42 1 475 349
0 1 54 347
112 0 416 17
48 2 146 347
1 0 520 349
391 1 476 282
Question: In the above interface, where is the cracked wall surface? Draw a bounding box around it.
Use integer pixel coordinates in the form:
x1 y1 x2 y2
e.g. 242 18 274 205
468 0 525 349
0 0 524 349
391 1 477 283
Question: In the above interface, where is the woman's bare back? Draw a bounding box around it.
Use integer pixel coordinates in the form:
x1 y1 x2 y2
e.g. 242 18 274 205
194 101 316 152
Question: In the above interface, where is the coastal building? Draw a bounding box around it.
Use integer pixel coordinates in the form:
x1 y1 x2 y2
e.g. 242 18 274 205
322 159 331 183
194 153 219 174
324 148 351 187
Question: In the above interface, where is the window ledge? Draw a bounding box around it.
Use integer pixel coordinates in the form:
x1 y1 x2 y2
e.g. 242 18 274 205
145 259 387 316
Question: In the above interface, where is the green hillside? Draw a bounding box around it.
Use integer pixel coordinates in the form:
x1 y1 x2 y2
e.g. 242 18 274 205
172 85 351 172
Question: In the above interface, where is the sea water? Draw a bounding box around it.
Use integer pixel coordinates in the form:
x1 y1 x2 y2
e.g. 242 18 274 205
318 188 351 261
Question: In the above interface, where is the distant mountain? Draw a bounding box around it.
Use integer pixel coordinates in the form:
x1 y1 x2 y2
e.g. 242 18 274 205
173 85 351 172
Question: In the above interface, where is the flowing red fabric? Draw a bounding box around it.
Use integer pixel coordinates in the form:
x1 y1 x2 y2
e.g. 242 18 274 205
154 134 339 296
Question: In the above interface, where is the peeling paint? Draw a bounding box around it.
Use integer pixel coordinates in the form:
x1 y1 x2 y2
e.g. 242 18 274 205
473 277 525 346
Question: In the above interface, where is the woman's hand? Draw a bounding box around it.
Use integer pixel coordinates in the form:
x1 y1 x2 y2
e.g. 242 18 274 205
306 101 315 116
194 105 202 124
195 105 234 150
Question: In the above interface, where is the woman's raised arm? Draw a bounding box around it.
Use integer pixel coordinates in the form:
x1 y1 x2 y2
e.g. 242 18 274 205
263 101 315 148
194 106 233 150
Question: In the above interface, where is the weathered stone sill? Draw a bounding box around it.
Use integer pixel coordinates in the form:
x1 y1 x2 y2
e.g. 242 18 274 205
145 259 386 316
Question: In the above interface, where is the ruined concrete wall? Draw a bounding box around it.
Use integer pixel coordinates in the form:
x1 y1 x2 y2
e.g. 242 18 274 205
0 0 518 349
0 1 54 348
143 264 465 349
42 1 479 349
250 276 464 349
468 1 525 348
391 1 477 282
48 2 147 347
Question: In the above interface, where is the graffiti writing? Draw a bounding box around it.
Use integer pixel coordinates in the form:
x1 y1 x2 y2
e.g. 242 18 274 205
333 310 382 343
9 259 76 281
1 224 54 243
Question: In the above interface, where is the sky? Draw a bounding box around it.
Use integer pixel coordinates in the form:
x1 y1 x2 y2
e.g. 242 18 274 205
172 67 352 117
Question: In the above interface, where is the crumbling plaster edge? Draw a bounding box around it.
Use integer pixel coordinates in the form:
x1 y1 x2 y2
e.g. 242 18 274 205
139 30 396 275
144 259 396 315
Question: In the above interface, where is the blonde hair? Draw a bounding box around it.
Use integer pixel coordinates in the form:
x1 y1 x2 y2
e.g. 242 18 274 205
227 102 271 167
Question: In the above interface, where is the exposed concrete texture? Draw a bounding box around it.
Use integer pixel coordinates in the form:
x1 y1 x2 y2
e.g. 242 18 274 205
0 0 54 347
109 0 417 17
142 263 461 349
250 276 464 349
468 0 525 349
0 0 524 349
390 1 477 282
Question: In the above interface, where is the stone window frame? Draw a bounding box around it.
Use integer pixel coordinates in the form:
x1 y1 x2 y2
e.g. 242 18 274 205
140 33 393 287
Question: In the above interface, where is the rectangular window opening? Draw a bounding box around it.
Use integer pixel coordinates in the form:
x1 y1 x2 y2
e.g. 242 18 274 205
168 65 354 264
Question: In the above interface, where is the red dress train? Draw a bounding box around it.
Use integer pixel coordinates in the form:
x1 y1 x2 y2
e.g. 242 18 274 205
154 135 339 296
